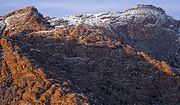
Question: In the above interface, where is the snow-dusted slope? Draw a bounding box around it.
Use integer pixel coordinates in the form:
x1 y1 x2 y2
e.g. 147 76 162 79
48 4 171 28
47 4 180 62
48 12 118 28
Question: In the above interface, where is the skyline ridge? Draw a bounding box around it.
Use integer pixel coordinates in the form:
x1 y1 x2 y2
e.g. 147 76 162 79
0 0 180 19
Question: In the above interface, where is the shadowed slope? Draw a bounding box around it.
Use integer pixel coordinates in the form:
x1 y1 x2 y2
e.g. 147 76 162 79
0 5 180 105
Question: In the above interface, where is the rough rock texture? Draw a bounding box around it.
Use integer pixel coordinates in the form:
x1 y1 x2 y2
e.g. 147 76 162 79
0 6 88 105
49 4 179 61
0 21 5 35
0 5 180 105
3 6 50 36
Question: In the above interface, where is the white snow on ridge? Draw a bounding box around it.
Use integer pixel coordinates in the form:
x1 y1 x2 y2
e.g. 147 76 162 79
48 12 118 28
48 12 117 31
47 5 169 28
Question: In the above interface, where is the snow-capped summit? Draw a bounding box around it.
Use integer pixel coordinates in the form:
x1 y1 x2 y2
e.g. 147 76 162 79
48 4 171 29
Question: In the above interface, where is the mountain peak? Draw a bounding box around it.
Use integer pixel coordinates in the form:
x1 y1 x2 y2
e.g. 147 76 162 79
5 6 38 17
136 4 165 13
0 4 180 105
121 4 167 24
3 6 49 36
125 4 165 15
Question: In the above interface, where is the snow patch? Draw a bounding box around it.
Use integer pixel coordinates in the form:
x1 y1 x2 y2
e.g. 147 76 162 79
0 21 5 33
48 5 168 29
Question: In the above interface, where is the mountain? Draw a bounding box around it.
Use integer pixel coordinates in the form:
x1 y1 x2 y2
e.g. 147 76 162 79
0 4 180 105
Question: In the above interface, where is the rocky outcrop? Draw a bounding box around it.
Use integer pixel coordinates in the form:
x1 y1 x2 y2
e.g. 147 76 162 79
0 38 88 105
0 4 180 105
116 4 179 60
3 6 50 37
0 6 88 105
49 4 179 61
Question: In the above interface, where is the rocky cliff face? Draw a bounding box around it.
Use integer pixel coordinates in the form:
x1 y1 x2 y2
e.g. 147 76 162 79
0 4 180 105
48 4 179 61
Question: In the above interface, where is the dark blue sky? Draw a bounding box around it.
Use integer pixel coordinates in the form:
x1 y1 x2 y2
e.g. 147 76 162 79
0 0 180 19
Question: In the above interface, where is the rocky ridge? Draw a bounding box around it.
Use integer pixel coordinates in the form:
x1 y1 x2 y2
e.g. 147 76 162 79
0 4 180 105
48 4 180 61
